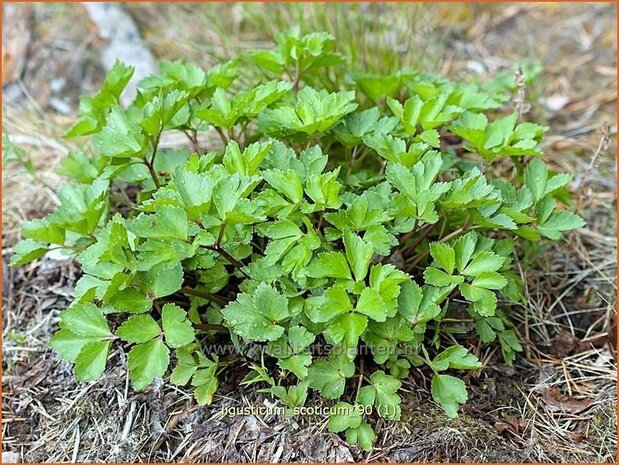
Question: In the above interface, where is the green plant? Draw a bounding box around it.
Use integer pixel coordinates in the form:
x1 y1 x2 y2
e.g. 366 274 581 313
10 28 583 451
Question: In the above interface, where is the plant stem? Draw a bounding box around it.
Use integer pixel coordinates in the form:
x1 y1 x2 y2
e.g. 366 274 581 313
216 222 227 247
193 322 228 332
143 132 162 189
215 126 228 146
207 245 248 276
354 357 365 403
181 286 228 307
293 58 302 95
183 129 201 153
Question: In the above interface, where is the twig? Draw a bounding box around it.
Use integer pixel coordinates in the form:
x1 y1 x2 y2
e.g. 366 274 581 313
575 121 610 213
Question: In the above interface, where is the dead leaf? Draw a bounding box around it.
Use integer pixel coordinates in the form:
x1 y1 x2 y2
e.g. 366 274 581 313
549 330 580 358
540 386 593 414
494 415 523 434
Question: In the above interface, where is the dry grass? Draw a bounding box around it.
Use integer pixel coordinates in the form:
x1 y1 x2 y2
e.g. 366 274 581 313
2 3 617 462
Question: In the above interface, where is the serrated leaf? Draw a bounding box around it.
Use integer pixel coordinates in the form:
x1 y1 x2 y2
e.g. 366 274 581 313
356 287 387 322
162 303 196 348
397 279 441 324
524 158 548 202
140 263 184 298
462 251 505 277
93 107 145 158
431 374 468 418
430 242 456 274
108 288 153 313
424 267 464 287
9 239 49 266
346 421 376 451
49 329 102 363
128 338 170 391
116 314 161 343
367 370 402 420
538 211 585 240
323 312 368 348
432 345 482 371
131 205 188 241
61 303 111 338
307 356 354 399
194 374 218 405
327 402 363 433
221 283 289 342
459 283 497 317
471 272 508 290
74 340 111 382
343 231 374 282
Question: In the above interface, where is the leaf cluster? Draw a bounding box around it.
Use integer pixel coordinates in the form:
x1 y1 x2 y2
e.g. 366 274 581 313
11 27 584 451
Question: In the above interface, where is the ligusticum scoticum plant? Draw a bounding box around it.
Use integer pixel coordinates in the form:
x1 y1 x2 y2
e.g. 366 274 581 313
10 28 584 450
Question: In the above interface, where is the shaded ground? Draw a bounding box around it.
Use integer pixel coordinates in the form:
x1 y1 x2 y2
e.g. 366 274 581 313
2 3 617 462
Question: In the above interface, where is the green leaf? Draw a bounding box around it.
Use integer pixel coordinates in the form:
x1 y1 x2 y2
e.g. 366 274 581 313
430 243 456 275
327 402 363 433
22 218 65 245
128 338 170 391
499 329 523 365
459 283 498 317
74 340 111 382
462 251 505 277
524 158 548 202
49 329 102 363
307 355 354 399
259 87 357 136
343 231 374 282
424 267 464 287
140 263 184 298
453 232 478 272
397 279 441 324
538 211 585 240
484 113 517 149
323 312 368 348
432 345 482 371
346 421 376 451
367 371 402 420
471 272 508 290
108 288 153 313
172 167 213 215
194 373 218 405
263 169 304 204
221 283 289 342
356 287 387 322
93 107 145 158
162 303 196 348
60 303 111 338
431 374 468 418
223 140 273 176
306 252 352 280
278 353 312 379
307 286 353 323
170 349 198 386
131 205 188 241
9 239 49 266
116 314 161 343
